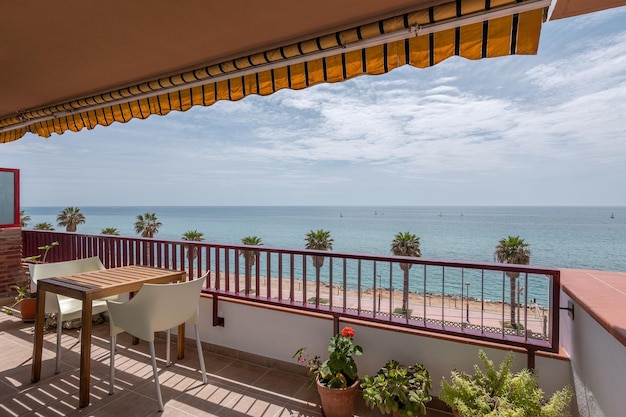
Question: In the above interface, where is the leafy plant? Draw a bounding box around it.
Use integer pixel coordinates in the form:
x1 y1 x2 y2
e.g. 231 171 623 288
8 241 59 306
294 326 363 388
440 350 572 417
361 360 432 417
9 283 34 303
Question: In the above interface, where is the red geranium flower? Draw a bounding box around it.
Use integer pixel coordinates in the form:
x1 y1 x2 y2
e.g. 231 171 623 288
293 326 363 388
341 327 355 338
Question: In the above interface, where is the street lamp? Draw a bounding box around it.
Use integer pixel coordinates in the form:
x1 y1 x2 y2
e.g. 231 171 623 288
376 274 382 312
465 282 470 323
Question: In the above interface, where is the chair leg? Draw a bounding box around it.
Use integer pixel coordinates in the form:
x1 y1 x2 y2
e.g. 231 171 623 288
109 335 116 395
55 317 63 374
194 324 208 384
166 329 171 367
149 341 164 412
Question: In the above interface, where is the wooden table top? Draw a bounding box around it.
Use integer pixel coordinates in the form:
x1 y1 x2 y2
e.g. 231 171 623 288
37 265 186 300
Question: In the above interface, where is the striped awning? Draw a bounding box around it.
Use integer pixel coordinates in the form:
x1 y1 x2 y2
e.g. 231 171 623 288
0 0 548 143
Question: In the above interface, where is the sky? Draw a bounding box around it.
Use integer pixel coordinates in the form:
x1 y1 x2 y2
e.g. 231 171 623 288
2 7 626 207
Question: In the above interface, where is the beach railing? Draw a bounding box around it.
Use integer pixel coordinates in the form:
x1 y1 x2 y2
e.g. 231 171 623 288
22 229 560 366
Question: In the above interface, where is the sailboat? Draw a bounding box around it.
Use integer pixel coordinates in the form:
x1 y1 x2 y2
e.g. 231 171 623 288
610 213 615 219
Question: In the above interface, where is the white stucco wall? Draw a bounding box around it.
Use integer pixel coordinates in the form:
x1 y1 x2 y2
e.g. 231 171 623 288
560 291 626 417
193 296 574 404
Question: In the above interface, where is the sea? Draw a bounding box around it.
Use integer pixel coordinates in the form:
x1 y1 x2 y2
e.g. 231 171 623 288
23 205 625 273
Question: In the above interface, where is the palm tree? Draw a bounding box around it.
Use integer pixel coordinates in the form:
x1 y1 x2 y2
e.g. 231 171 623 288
182 230 205 259
305 230 333 299
241 236 263 290
182 230 204 242
134 213 162 264
100 227 120 235
494 236 531 328
57 206 86 232
305 229 333 271
33 222 54 230
391 232 422 313
134 213 162 238
20 211 31 228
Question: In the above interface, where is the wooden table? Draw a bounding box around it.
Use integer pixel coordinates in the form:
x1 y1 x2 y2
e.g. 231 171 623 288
31 265 187 408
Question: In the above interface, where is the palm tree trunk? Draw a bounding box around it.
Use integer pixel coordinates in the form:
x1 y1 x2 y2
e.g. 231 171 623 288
244 256 251 292
315 266 321 304
510 276 517 327
402 269 410 313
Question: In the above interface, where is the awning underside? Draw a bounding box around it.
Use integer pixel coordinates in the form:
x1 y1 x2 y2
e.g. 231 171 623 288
0 0 547 143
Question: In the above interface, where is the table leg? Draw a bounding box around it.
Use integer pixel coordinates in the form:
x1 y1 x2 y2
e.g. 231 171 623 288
79 296 94 408
31 290 47 383
177 324 185 360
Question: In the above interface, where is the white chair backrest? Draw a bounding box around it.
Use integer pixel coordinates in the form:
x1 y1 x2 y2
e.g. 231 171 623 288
110 275 206 341
29 256 105 284
28 257 106 312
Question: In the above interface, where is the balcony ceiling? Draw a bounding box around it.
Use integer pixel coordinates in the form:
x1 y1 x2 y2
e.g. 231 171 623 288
0 0 450 121
0 0 623 143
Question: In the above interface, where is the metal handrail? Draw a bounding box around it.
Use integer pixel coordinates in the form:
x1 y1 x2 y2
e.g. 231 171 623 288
22 229 561 365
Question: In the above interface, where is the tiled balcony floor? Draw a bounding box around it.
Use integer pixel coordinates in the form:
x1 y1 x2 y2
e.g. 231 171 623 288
0 313 451 417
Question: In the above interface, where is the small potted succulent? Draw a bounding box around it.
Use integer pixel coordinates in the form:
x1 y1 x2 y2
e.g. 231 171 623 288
361 360 432 417
440 350 573 417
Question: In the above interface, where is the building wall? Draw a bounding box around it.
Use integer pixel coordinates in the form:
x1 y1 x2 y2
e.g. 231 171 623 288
560 289 626 417
0 227 23 304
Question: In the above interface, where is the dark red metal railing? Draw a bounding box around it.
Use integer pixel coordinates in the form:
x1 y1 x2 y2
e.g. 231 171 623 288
23 229 561 366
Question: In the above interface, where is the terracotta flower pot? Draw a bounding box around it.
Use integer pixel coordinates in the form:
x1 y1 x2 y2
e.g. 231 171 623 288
19 297 37 322
316 378 359 417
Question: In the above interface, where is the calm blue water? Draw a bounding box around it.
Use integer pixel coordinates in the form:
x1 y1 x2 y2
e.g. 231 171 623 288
22 206 625 306
23 206 625 272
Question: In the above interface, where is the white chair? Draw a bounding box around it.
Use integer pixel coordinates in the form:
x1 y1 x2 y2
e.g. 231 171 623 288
29 256 117 374
106 273 208 412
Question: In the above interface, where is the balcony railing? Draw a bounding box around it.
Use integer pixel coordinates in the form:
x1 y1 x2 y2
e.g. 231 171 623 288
22 230 560 367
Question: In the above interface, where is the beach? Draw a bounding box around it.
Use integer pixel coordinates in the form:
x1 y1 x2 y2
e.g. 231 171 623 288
211 271 549 338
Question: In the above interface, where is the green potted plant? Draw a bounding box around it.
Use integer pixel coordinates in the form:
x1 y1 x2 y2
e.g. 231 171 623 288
7 281 36 321
440 350 573 417
361 360 432 417
293 326 363 417
3 242 59 321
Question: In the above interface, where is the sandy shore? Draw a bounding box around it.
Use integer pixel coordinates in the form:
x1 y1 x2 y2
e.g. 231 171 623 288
204 271 549 336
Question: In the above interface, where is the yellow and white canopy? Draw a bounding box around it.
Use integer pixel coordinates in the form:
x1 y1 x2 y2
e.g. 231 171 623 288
0 0 550 143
